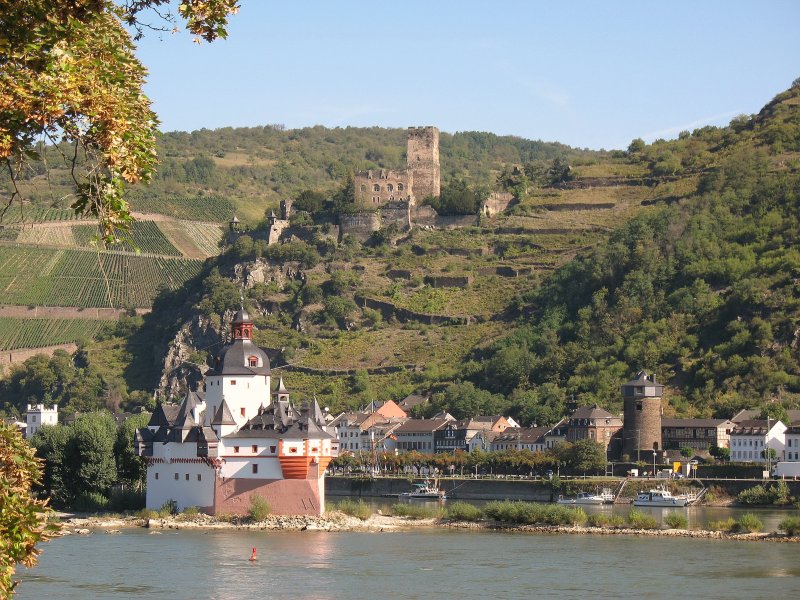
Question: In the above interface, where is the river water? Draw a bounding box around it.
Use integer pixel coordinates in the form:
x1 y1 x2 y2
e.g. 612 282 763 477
17 511 800 599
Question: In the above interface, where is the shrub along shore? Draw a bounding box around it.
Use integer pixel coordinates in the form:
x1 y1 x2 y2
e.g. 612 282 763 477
55 501 800 543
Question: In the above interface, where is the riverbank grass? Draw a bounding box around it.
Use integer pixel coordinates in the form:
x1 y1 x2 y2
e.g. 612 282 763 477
329 499 372 521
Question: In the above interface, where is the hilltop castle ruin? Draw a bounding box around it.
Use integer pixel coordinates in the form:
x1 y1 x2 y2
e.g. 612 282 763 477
353 126 441 206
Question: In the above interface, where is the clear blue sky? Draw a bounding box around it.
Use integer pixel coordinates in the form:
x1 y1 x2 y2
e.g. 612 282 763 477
135 1 800 150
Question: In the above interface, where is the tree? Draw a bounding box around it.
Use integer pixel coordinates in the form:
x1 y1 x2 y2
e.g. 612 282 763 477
568 439 607 473
114 412 151 489
709 445 730 462
1 1 240 240
63 413 118 499
0 423 59 597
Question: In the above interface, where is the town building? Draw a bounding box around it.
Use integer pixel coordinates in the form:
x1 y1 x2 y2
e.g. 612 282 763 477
135 309 335 515
565 405 622 452
434 416 511 453
661 418 734 452
729 419 786 464
393 418 450 453
24 403 58 439
784 426 800 462
490 426 551 452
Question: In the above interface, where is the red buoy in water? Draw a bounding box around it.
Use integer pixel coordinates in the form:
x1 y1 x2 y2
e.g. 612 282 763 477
249 547 257 561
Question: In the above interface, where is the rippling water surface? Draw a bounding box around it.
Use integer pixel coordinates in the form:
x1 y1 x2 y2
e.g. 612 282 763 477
17 523 800 599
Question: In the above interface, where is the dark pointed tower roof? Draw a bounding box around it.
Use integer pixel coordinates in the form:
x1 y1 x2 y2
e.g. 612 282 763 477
211 399 237 426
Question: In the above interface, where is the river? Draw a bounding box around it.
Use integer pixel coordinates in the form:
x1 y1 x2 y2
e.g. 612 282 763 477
17 511 800 599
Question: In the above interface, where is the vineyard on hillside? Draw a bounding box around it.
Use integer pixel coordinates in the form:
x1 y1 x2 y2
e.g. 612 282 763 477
0 318 110 350
0 247 203 308
73 221 182 256
130 195 235 222
0 205 82 225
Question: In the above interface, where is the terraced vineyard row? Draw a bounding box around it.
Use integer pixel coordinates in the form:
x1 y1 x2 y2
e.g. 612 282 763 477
0 205 82 225
131 195 235 222
173 221 224 256
0 318 110 350
0 247 203 308
73 221 182 256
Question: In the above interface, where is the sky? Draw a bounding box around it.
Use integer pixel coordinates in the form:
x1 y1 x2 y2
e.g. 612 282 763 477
134 1 800 150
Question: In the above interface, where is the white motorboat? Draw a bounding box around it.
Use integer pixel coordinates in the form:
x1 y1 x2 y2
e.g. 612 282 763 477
633 487 690 507
557 488 615 505
400 480 447 500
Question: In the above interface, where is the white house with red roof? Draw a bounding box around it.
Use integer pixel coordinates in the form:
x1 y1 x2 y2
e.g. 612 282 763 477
135 309 336 515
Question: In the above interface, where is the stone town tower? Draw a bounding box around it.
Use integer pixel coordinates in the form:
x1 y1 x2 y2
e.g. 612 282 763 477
407 126 440 200
621 371 663 460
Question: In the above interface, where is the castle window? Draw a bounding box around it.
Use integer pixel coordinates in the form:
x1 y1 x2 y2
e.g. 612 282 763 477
174 473 179 480
387 184 393 192
155 473 159 480
248 356 258 367
398 183 404 191
360 185 366 192
270 445 276 453
373 184 380 192
185 473 190 481
251 445 258 453
252 464 258 474
290 447 298 453
234 446 240 453
240 407 245 417
231 380 237 385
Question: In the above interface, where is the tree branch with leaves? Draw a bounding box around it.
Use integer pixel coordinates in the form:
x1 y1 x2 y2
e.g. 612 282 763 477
0 0 239 241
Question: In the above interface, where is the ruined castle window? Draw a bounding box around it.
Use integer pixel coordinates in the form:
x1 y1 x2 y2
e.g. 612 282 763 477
252 464 258 474
398 183 404 191
387 184 393 192
360 185 366 192
373 184 380 192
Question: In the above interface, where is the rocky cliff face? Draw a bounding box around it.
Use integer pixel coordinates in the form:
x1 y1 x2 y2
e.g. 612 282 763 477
157 259 306 398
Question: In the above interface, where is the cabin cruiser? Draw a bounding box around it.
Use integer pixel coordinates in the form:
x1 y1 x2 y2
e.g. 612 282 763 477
399 480 447 499
557 489 615 505
633 487 690 507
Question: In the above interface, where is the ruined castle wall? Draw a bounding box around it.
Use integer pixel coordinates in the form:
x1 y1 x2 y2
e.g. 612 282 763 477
338 212 380 242
354 169 412 206
482 192 515 217
380 202 411 231
407 126 440 200
410 204 439 227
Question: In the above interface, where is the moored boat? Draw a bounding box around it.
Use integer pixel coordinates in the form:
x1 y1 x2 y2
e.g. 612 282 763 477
400 480 447 499
557 488 615 505
633 487 690 507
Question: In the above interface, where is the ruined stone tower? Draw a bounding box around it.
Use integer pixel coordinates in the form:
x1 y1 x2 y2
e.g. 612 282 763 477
621 371 663 460
407 126 440 200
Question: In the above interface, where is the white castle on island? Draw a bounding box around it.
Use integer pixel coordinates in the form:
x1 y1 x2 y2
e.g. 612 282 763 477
135 309 336 515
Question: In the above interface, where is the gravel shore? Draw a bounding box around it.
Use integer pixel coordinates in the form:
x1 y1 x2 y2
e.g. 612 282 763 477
54 512 799 542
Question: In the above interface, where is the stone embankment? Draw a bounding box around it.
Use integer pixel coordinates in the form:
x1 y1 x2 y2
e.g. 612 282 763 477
54 513 800 543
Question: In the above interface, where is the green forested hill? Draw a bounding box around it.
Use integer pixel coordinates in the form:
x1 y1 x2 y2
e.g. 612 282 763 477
13 126 595 223
466 81 800 421
2 82 798 424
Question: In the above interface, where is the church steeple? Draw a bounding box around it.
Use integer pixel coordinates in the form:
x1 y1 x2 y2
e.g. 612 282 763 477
232 307 253 341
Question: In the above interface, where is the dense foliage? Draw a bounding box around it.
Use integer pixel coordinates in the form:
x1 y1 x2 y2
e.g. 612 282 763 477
465 82 800 420
30 411 150 508
1 1 239 238
0 423 58 598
